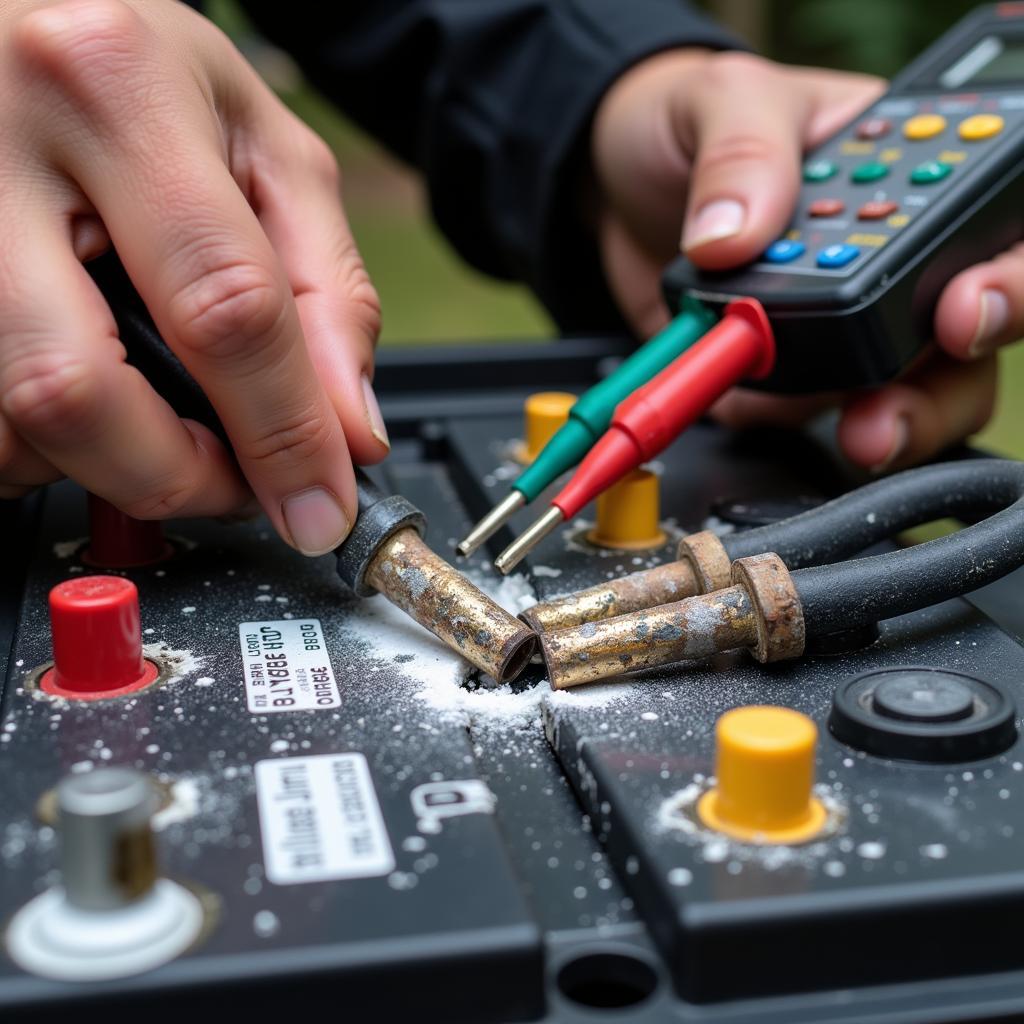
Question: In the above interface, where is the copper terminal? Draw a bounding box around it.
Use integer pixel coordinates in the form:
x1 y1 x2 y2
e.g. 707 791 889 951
365 528 537 682
520 560 701 633
519 529 730 633
538 553 802 689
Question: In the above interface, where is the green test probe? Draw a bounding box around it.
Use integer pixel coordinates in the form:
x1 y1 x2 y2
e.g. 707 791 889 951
456 298 718 557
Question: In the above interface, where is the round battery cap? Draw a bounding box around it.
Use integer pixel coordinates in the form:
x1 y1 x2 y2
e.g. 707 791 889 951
830 667 1016 762
517 392 576 463
698 706 827 844
587 468 666 550
872 672 974 723
40 576 159 700
84 494 173 568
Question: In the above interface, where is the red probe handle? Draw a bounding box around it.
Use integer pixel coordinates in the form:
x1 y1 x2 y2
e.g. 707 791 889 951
552 298 775 519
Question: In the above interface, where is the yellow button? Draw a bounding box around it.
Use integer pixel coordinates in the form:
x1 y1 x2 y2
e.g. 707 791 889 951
517 392 576 464
698 706 827 844
846 232 888 247
938 149 968 164
958 113 1004 141
587 468 666 550
887 213 911 228
903 113 947 140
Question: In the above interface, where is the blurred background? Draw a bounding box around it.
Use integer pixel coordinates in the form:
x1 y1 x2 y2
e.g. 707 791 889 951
208 0 1022 457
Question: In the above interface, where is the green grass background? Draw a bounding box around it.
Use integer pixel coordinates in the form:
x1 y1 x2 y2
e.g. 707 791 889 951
209 0 1024 459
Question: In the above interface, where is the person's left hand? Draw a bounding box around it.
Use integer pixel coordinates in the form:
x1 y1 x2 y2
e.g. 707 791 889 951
591 49 1009 472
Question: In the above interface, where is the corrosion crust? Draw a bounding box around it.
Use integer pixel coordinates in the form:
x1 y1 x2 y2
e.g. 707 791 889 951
365 528 536 682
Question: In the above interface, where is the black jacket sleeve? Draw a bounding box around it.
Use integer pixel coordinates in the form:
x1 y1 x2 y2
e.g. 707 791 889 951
237 1 741 333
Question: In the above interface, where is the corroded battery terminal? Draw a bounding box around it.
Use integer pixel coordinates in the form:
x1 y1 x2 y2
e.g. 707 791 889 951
336 472 536 683
539 459 1024 688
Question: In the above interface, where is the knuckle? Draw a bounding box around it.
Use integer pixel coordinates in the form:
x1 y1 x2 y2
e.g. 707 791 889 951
338 247 382 343
119 481 196 521
694 131 780 175
702 51 774 89
302 131 341 189
12 0 141 90
171 261 287 362
0 353 100 436
242 408 334 469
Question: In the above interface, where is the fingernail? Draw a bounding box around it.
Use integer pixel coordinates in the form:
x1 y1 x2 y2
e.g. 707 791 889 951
282 487 351 556
682 198 745 251
869 416 910 474
362 374 390 450
968 289 1011 358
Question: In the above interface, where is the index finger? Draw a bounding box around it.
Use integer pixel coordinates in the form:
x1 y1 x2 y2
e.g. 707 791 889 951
52 94 358 554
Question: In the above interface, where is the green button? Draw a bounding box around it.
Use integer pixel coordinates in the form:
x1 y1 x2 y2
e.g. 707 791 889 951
909 160 953 184
851 162 889 183
803 160 838 182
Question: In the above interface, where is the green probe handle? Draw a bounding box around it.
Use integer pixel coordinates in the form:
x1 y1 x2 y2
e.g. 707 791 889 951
513 297 718 502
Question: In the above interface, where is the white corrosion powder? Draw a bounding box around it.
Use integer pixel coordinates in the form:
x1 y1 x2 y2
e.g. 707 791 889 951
152 777 200 831
337 568 627 726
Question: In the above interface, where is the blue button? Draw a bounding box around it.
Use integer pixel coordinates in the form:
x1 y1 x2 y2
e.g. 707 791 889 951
763 240 806 264
816 243 860 268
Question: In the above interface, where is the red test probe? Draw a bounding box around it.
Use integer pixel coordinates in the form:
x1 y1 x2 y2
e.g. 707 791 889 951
494 298 775 574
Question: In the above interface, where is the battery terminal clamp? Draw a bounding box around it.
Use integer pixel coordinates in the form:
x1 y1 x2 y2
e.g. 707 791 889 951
538 458 1024 688
522 459 1024 631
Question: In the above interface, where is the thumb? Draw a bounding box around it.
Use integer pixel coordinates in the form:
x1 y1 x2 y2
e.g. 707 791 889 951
676 54 809 270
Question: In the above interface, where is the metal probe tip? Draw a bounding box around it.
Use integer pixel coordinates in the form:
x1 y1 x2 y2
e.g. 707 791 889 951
494 506 564 575
456 490 526 557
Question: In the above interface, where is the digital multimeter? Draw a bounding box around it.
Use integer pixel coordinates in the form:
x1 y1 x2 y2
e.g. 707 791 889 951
662 3 1024 393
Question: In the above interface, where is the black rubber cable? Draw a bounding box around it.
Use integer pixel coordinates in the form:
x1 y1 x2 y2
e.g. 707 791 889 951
783 460 1024 636
723 458 1014 566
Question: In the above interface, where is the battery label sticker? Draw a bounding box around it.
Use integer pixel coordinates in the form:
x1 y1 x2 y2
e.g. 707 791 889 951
239 619 340 713
256 753 395 885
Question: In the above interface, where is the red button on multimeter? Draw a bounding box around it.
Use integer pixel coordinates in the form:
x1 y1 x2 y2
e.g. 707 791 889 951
808 198 846 217
858 200 900 220
856 117 892 139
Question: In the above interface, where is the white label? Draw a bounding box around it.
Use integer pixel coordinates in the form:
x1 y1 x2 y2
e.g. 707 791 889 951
238 619 340 713
410 780 496 834
256 753 395 885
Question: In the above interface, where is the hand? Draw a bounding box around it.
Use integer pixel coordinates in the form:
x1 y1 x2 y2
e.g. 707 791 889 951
591 49 1010 471
0 0 388 554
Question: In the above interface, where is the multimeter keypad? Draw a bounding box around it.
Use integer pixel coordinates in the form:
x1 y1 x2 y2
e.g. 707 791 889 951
809 198 846 217
816 244 860 268
856 117 892 140
758 93 1023 277
857 200 898 219
763 240 806 263
958 113 1004 140
851 161 889 183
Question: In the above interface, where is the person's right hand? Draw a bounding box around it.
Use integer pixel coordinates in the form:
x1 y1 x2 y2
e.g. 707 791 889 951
0 0 389 555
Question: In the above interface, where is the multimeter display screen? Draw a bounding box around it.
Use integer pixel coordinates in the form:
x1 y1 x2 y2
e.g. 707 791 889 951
941 35 1024 88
